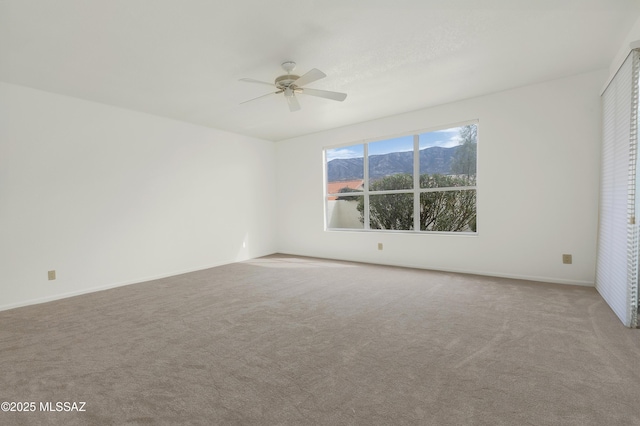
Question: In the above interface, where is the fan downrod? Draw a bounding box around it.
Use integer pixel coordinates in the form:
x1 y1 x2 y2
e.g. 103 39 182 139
281 61 296 73
275 61 299 89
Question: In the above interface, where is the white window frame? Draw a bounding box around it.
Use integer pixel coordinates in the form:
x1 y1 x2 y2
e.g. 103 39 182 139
324 120 479 234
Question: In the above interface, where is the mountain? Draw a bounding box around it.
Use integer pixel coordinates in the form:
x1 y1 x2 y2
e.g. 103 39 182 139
327 146 459 182
326 157 364 181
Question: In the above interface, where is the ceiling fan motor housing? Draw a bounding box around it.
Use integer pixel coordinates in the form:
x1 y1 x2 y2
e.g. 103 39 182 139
275 74 300 89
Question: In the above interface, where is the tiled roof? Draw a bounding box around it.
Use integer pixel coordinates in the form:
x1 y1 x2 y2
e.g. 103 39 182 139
327 180 364 200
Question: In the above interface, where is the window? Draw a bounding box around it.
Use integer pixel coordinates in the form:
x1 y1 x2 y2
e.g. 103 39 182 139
325 123 478 233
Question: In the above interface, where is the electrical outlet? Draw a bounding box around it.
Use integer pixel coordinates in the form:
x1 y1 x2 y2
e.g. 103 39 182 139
48 270 56 280
562 254 572 265
378 243 383 250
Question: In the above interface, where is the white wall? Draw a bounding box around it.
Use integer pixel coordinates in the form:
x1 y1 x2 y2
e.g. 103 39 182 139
0 82 277 310
275 70 605 286
607 14 640 91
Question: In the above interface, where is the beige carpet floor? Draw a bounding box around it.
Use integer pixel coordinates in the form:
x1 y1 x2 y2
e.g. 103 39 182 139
1 254 639 425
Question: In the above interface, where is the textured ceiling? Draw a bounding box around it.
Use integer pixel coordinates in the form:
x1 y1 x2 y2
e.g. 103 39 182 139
2 0 639 141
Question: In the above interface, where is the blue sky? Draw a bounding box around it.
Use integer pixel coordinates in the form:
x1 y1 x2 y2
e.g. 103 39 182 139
326 127 462 161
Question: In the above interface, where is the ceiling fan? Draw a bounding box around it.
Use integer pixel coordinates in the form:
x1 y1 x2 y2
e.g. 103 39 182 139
239 61 347 112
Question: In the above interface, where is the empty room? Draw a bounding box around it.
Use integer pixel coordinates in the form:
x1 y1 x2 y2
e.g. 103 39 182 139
1 1 639 425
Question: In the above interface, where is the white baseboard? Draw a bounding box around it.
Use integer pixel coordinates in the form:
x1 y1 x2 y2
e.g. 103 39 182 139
275 251 595 287
0 259 238 313
1 251 593 313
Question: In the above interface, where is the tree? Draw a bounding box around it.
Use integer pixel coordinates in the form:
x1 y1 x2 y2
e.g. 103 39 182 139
335 186 361 201
354 173 476 231
353 174 413 229
450 125 477 181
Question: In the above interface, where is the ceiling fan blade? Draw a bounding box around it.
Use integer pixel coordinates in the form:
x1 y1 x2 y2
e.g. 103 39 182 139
300 87 347 102
293 68 326 87
239 78 275 87
240 91 280 104
286 94 301 112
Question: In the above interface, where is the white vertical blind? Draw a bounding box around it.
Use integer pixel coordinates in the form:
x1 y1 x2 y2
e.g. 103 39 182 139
628 51 639 328
596 51 639 328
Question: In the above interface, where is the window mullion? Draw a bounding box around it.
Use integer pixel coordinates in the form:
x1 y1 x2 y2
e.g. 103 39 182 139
369 189 414 195
364 143 370 230
413 134 420 231
418 185 477 194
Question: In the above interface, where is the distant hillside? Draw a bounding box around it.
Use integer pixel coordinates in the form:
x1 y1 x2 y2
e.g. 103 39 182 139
328 146 459 181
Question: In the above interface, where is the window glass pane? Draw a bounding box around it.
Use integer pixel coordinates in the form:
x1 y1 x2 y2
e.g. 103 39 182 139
326 144 364 195
369 136 413 190
326 196 364 229
369 193 414 230
419 124 477 188
420 190 476 232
